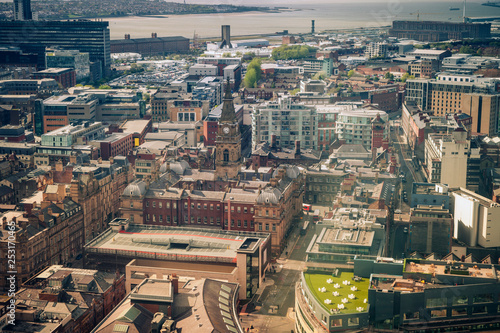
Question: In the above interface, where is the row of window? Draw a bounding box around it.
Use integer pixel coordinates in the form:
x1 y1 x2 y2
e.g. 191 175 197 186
145 200 255 214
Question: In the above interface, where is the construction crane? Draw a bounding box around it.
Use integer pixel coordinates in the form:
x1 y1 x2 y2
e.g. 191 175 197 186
409 11 441 21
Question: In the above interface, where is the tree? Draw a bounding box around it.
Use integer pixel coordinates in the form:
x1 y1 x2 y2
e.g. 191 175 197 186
247 58 262 81
401 73 415 83
271 45 316 60
347 70 355 78
99 84 112 89
384 72 394 80
312 71 326 80
244 68 258 88
223 52 232 58
143 92 151 103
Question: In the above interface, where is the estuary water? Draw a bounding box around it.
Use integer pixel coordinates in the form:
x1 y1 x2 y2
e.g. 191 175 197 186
104 0 500 39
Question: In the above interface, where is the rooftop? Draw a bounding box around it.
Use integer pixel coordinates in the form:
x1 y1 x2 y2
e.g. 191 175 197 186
85 224 269 263
304 271 369 314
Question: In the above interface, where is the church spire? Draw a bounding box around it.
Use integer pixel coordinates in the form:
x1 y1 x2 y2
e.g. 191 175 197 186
219 80 237 123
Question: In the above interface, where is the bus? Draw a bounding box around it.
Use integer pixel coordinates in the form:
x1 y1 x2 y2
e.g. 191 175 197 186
303 204 312 212
300 220 310 236
313 209 320 223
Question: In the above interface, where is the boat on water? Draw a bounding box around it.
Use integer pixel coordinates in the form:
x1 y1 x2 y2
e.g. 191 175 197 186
449 7 460 10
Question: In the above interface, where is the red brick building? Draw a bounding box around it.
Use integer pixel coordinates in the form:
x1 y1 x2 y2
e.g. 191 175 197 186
32 68 76 88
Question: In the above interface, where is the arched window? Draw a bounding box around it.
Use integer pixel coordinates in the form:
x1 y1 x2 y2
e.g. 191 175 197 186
223 149 229 162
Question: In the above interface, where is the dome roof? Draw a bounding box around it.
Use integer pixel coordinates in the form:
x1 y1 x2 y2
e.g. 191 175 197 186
159 160 191 175
256 187 282 204
122 180 147 197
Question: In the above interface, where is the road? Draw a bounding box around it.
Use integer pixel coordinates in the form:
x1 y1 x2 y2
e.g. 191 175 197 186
243 213 317 333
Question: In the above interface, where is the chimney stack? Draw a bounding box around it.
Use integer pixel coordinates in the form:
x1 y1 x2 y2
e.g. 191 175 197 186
295 140 301 156
125 34 130 40
271 135 277 149
152 32 157 38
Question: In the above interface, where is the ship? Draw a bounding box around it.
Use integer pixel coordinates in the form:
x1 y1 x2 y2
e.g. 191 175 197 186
449 7 460 10
482 1 500 8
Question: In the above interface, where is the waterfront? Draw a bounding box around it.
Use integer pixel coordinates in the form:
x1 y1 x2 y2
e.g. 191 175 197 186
104 1 500 39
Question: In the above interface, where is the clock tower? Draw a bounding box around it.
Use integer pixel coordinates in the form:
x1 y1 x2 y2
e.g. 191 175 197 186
215 82 241 180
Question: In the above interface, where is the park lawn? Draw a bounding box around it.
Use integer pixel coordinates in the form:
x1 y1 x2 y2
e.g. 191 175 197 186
304 271 369 314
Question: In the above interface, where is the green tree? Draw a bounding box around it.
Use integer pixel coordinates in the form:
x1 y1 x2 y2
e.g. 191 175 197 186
143 92 151 103
312 71 327 80
244 68 258 88
290 88 300 95
99 84 112 89
384 72 394 80
401 73 415 83
347 70 355 78
271 45 316 60
247 58 262 81
223 52 232 58
459 45 475 54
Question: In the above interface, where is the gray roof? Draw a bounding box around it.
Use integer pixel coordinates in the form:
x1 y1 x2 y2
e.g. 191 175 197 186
123 180 147 197
256 187 282 204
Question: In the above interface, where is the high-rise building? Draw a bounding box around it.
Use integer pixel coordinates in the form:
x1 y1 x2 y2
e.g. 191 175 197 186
0 20 111 75
252 96 318 151
13 0 32 20
424 130 469 188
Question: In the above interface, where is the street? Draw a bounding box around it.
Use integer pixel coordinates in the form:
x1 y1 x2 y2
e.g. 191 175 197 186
242 213 318 333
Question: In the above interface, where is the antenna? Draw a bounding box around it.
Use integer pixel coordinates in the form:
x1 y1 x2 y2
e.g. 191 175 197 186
463 0 467 22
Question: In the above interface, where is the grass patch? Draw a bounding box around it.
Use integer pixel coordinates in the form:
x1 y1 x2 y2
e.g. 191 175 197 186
304 271 369 314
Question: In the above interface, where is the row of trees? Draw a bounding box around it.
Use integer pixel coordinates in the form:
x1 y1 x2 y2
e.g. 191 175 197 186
271 45 316 60
244 58 262 88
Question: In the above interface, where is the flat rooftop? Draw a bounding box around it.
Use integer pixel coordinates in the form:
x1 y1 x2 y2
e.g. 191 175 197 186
319 228 375 248
128 258 236 274
404 260 497 279
86 225 268 263
304 271 369 314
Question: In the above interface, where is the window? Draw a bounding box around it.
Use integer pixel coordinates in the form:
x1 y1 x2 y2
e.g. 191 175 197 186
173 203 177 209
473 294 493 303
426 297 446 308
217 217 221 225
159 215 163 222
167 215 171 222
168 202 172 209
266 210 269 216
152 201 156 208
238 220 241 227
130 202 133 208
146 214 150 221
272 224 276 232
430 309 446 318
452 296 468 306
197 203 201 209
204 217 207 224
472 305 487 314
197 217 201 224
265 224 269 231
244 220 247 228
348 317 359 326
191 216 195 223
191 203 195 209
231 219 235 227
210 204 214 210
159 202 162 208
237 206 241 213
210 217 214 224
223 149 229 162
244 207 248 213
251 207 254 213
146 201 149 207
452 308 467 316
217 204 221 210
231 206 234 212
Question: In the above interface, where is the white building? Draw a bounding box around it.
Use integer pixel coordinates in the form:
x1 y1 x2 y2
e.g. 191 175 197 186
188 64 218 76
452 188 500 248
424 130 468 188
335 107 388 149
365 42 388 59
252 96 318 150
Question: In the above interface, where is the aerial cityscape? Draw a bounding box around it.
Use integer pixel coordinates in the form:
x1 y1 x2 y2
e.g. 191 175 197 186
0 0 500 332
